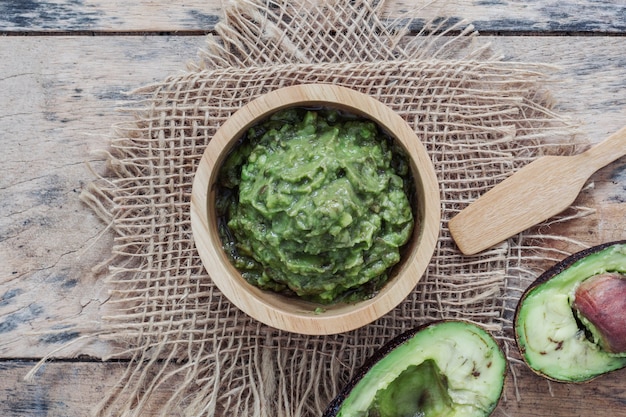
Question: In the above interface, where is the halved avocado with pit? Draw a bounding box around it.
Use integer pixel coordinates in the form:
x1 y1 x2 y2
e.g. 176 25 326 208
515 241 626 383
323 320 506 417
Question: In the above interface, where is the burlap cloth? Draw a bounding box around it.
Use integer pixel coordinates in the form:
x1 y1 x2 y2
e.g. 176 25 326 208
77 0 590 415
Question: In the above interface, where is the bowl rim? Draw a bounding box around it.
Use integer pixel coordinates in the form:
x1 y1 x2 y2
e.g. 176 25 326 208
190 83 441 335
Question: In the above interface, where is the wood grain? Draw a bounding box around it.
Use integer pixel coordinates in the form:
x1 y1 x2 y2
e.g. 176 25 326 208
191 84 441 335
0 36 205 359
0 0 222 32
450 126 626 255
0 0 624 33
1 0 625 413
0 360 179 417
0 35 624 356
1 359 625 417
390 0 626 33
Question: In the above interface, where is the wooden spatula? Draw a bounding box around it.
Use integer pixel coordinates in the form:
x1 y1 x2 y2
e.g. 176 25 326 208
449 126 626 255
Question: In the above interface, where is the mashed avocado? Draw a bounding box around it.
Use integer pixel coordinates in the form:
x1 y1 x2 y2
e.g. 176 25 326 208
217 108 415 304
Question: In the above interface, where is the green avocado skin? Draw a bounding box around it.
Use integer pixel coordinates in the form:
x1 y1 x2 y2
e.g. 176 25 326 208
515 241 626 383
323 321 506 417
217 108 415 304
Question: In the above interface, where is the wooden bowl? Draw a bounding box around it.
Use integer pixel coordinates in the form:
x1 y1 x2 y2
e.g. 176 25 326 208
190 84 440 335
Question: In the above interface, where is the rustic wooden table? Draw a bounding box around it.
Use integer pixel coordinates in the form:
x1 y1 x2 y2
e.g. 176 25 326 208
1 1 625 415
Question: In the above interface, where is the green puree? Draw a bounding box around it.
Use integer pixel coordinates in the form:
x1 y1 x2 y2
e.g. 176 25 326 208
217 108 415 304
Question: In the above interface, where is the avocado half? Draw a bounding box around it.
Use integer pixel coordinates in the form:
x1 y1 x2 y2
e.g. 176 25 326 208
323 320 506 417
515 241 626 383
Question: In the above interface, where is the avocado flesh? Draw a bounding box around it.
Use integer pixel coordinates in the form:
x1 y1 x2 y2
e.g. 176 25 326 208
333 321 505 417
515 242 626 382
368 360 452 417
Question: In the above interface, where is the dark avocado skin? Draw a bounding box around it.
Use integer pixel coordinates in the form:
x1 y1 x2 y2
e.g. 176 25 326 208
322 320 505 417
514 240 626 382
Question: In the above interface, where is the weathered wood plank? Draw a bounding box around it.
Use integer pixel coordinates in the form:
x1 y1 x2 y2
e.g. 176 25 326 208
1 359 625 416
490 36 626 139
0 0 625 33
394 0 626 33
0 360 159 417
0 0 222 32
0 35 206 359
0 35 625 360
0 24 624 417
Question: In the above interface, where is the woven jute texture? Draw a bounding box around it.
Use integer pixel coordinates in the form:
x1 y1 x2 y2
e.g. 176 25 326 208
79 0 588 415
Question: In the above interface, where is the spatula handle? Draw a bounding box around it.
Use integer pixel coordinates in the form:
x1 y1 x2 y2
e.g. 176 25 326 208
580 125 626 171
449 125 626 256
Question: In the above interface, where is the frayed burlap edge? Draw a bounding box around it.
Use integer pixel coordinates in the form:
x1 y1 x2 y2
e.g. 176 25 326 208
30 1 594 416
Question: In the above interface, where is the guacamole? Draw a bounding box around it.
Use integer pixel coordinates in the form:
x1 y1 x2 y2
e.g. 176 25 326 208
217 108 415 304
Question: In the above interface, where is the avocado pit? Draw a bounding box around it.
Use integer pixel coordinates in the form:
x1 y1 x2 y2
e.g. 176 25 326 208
573 272 626 354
